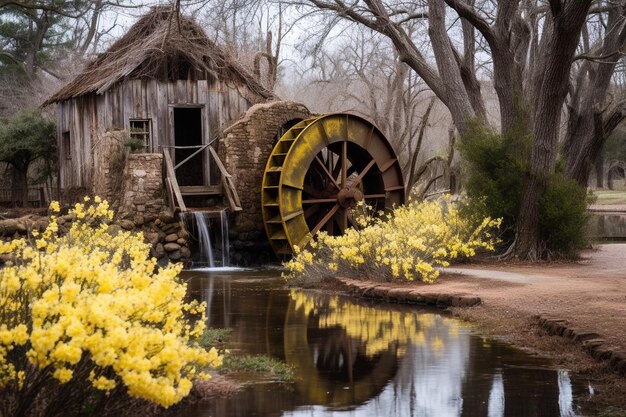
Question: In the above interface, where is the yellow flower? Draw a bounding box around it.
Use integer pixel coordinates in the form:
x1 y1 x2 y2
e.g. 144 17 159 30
283 196 501 284
49 201 60 213
0 198 221 408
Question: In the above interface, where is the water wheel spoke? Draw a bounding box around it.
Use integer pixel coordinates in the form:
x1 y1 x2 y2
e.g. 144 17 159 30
364 193 386 199
346 209 358 228
310 204 340 235
335 208 348 233
302 198 338 204
326 214 335 234
341 141 348 187
353 159 376 184
303 204 319 220
315 156 340 190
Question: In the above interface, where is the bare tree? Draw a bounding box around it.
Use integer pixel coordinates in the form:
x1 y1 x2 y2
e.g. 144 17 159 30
296 29 452 192
199 0 295 91
294 0 625 259
563 3 626 186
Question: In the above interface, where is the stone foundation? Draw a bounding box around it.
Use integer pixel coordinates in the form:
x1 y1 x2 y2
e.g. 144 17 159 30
228 229 274 266
117 153 167 224
0 208 190 266
221 100 311 233
221 100 311 264
113 153 189 265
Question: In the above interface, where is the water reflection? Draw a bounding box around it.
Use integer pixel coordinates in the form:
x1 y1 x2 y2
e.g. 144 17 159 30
182 271 588 417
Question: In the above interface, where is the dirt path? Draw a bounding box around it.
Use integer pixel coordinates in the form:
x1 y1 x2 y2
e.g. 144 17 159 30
429 244 626 352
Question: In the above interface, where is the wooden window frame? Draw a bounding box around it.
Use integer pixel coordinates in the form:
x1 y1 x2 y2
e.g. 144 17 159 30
129 119 152 150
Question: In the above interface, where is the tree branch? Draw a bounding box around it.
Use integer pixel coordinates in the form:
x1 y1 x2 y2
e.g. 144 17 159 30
444 0 495 45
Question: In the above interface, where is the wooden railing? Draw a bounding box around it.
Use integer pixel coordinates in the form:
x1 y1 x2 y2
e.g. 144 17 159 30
207 146 242 212
163 150 187 212
162 143 242 212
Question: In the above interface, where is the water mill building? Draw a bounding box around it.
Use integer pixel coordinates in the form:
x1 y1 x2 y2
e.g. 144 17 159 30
45 7 405 265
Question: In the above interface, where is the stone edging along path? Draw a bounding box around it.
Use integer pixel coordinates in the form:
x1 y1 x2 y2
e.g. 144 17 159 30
334 277 626 377
334 277 481 307
534 315 626 377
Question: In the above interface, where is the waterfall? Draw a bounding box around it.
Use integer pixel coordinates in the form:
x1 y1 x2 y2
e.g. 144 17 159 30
184 210 230 268
220 209 230 267
192 211 215 268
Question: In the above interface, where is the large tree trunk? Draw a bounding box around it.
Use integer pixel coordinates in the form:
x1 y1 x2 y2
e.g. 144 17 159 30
595 153 604 189
10 164 29 207
564 5 626 186
515 0 593 259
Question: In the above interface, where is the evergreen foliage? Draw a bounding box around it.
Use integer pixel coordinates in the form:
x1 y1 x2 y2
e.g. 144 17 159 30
458 120 590 257
0 110 56 205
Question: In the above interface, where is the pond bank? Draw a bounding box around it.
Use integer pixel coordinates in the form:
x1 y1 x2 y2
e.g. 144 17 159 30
328 243 626 415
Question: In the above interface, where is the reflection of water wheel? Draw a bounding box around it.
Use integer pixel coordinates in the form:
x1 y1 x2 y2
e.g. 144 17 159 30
283 296 399 406
262 113 405 255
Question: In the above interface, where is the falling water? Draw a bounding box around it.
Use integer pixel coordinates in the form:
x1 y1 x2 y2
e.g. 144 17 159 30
220 209 230 267
191 212 215 268
184 210 231 268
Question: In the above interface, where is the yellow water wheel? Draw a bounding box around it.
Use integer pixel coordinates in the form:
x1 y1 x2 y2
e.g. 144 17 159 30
262 113 405 255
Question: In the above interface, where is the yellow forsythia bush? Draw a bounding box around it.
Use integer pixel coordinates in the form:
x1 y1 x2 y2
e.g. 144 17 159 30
284 197 501 284
0 198 221 414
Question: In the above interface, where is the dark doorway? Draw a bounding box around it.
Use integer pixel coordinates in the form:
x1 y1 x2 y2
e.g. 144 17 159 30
174 107 204 186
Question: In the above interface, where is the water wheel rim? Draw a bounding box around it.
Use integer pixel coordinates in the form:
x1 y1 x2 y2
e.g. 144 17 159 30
262 113 405 256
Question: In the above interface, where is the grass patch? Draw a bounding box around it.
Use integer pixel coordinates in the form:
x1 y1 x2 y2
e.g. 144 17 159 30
593 191 626 205
196 330 294 382
197 328 232 349
221 354 294 382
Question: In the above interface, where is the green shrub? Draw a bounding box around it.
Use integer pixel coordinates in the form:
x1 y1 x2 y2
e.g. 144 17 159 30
123 135 145 151
457 120 530 234
458 120 590 257
540 173 590 256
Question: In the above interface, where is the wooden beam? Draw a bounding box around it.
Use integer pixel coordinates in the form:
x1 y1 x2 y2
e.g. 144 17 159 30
208 146 242 211
163 150 187 212
174 144 209 170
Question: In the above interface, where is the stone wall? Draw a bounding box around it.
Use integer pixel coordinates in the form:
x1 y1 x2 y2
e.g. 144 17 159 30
0 209 190 266
221 101 311 232
114 153 190 264
118 153 167 224
92 129 126 207
220 100 311 264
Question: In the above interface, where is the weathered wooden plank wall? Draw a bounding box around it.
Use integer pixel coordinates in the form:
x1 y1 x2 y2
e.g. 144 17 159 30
57 78 252 189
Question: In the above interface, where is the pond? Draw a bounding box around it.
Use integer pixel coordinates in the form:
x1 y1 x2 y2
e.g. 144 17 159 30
180 269 591 417
588 212 626 241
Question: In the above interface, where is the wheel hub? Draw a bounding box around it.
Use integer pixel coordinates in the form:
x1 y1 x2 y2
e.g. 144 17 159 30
337 187 364 208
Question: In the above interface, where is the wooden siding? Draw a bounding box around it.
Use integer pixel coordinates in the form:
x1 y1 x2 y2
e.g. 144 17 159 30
56 79 251 189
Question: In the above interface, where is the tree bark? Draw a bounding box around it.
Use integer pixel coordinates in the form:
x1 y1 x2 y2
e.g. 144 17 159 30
427 0 475 135
595 153 604 188
515 0 593 259
564 5 626 186
10 164 29 207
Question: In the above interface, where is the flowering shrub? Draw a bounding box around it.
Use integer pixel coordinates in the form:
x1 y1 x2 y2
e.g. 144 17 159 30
0 198 221 416
284 197 501 284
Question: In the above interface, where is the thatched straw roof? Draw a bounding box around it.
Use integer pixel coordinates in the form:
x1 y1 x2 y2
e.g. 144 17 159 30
45 7 275 105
